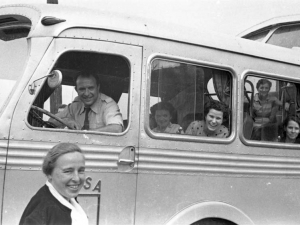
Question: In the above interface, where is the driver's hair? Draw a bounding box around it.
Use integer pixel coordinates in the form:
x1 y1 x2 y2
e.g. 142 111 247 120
74 71 100 89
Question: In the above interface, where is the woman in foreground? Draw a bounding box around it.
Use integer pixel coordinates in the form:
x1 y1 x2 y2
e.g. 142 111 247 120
19 143 88 225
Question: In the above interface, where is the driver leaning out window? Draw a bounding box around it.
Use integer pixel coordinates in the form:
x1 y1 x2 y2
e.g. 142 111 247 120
49 71 123 133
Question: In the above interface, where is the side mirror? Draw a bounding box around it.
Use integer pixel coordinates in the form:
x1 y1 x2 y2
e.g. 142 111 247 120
47 70 62 89
28 70 63 95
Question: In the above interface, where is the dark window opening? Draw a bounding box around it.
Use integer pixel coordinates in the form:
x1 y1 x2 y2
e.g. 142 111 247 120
0 15 31 41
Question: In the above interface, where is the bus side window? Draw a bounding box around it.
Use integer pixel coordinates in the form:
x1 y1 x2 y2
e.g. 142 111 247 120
244 76 282 141
149 59 232 138
28 51 130 133
243 76 300 144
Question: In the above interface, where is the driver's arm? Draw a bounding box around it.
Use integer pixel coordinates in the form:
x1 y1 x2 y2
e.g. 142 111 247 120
48 107 80 129
54 118 81 130
90 124 123 133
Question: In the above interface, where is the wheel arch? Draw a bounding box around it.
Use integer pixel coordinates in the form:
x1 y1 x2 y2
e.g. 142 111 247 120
165 201 254 225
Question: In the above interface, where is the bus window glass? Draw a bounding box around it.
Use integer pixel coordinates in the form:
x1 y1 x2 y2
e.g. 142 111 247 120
267 24 300 49
0 37 28 111
149 59 232 138
244 30 270 42
0 15 31 41
28 51 130 133
243 76 300 143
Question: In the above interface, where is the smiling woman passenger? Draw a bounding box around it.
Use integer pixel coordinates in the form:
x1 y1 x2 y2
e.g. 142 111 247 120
279 115 300 143
150 101 183 134
252 78 281 127
19 143 88 225
185 100 230 138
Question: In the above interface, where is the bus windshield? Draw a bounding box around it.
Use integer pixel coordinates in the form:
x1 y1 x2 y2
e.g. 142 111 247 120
0 37 28 111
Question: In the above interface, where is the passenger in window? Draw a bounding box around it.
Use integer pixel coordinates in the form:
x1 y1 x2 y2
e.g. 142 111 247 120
278 115 300 143
150 101 184 134
253 78 281 127
185 100 229 138
49 72 123 132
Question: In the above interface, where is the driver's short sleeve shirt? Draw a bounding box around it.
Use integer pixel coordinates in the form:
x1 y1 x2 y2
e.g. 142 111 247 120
56 93 123 130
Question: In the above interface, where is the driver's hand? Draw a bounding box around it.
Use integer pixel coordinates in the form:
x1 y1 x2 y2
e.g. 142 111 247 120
64 120 81 130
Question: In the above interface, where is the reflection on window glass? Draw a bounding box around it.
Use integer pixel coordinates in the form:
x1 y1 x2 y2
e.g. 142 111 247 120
29 51 130 133
0 15 31 41
267 24 300 48
243 76 300 144
0 38 28 111
150 59 232 138
244 30 270 42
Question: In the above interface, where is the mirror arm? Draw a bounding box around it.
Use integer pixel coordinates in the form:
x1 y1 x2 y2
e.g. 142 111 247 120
28 71 61 95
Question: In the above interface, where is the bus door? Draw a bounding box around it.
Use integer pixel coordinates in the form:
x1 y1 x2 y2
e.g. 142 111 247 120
3 36 142 225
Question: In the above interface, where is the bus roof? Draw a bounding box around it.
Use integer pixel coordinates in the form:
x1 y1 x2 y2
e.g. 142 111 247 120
1 4 300 65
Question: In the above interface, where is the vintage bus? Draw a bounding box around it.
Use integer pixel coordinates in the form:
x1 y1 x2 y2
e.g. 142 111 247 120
1 3 300 225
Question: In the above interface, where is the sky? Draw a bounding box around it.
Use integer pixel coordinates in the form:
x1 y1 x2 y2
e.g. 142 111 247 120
1 0 300 36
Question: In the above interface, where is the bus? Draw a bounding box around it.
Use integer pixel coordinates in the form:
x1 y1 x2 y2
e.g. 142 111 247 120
1 3 300 225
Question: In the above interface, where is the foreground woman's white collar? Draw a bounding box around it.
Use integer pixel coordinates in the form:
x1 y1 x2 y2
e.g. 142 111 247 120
46 181 89 225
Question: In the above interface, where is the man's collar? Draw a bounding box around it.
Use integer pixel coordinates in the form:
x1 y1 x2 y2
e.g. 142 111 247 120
77 93 109 114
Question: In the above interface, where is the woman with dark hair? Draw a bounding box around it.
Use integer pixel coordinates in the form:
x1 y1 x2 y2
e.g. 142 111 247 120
253 78 281 127
19 143 88 225
185 100 230 138
150 101 183 134
278 115 300 143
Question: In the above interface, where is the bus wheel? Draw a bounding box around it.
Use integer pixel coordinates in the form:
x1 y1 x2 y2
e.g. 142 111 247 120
191 218 237 225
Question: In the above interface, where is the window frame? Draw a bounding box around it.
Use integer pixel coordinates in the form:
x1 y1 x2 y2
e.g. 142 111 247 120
27 48 133 136
241 70 300 149
145 53 237 144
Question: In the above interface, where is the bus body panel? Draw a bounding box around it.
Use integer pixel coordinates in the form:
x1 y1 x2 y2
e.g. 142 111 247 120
3 168 138 225
135 170 300 225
